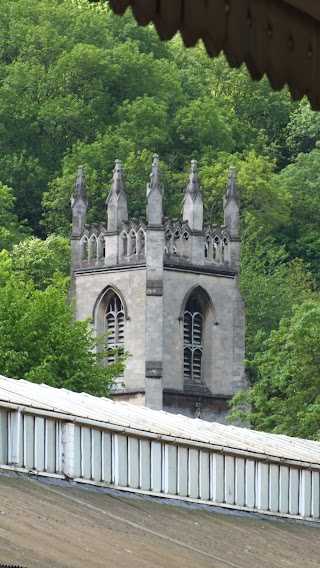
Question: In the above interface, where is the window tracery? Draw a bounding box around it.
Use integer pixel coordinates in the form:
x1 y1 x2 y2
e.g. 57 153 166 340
105 293 125 364
183 295 203 383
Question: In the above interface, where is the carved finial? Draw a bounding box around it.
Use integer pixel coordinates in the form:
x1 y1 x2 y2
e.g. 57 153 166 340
146 154 163 225
74 165 86 198
226 166 237 199
147 153 164 196
182 160 203 231
71 165 88 236
110 159 125 195
186 159 201 195
223 166 240 238
106 160 128 230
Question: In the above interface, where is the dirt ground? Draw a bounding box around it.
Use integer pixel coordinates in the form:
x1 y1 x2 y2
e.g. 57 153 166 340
0 471 319 568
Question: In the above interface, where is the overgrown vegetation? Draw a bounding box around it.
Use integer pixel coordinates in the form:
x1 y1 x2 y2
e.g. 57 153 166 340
0 0 319 436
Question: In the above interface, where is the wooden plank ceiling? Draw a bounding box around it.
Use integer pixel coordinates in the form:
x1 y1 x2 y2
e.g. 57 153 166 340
89 0 320 110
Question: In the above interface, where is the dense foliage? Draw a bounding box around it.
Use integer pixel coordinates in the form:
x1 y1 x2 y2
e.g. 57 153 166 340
0 247 126 395
0 0 319 436
229 301 320 440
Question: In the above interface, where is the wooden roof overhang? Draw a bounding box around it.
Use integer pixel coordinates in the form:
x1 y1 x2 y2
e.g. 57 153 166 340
99 0 320 110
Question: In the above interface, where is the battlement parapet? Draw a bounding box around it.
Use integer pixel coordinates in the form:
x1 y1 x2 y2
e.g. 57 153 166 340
71 157 240 272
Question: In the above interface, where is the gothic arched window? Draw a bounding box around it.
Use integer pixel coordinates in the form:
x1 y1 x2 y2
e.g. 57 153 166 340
183 295 203 383
105 293 125 364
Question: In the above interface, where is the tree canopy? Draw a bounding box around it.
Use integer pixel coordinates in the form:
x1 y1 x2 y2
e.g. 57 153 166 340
0 0 319 437
229 300 320 440
0 255 126 396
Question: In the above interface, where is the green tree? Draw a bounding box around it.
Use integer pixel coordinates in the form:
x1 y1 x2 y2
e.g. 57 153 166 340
0 0 300 239
240 218 316 366
199 151 291 233
0 272 126 396
170 41 296 165
0 181 29 250
286 99 320 158
173 96 234 158
103 6 171 60
0 250 12 287
10 235 70 289
229 300 320 440
277 144 320 283
42 122 179 235
0 152 48 234
0 0 117 232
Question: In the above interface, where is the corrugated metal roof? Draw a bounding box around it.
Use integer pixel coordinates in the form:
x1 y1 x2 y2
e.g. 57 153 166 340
0 375 319 465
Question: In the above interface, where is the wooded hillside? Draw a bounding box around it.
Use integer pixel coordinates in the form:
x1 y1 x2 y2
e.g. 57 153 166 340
0 0 319 438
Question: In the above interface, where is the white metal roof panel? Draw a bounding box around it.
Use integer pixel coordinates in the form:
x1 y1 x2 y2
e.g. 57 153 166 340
0 375 319 465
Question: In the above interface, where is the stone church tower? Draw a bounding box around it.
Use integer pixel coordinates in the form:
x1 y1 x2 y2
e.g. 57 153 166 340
70 156 246 422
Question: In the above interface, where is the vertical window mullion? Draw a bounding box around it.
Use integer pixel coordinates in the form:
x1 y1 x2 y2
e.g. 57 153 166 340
115 311 118 345
105 293 125 368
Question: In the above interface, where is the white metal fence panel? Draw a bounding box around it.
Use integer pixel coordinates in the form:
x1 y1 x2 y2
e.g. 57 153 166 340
0 407 319 521
312 472 320 518
128 436 139 488
235 457 245 506
256 462 269 511
211 453 224 503
289 468 299 515
199 450 210 500
164 444 177 495
225 455 235 505
188 448 199 499
245 459 255 508
140 439 151 490
0 410 60 475
151 440 162 492
177 446 188 496
0 409 8 465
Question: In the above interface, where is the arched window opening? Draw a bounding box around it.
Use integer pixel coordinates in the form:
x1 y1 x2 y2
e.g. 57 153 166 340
121 232 128 256
182 232 189 256
137 230 145 254
183 296 204 384
97 236 105 259
130 231 137 255
213 242 217 259
165 230 172 254
222 237 229 262
174 230 181 255
105 293 125 364
205 236 213 260
81 238 88 261
214 236 220 261
89 237 97 260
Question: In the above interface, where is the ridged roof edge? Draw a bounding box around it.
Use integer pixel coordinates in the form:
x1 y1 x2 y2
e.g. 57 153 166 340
103 0 320 110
